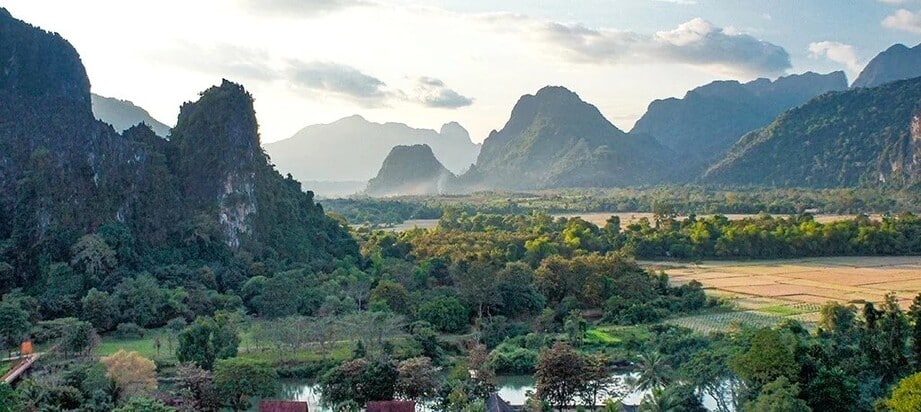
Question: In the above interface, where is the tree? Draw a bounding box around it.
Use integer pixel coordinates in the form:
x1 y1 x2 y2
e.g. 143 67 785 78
730 328 797 388
70 234 117 289
579 354 623 411
396 357 441 402
100 350 157 400
176 315 239 369
112 397 175 412
467 344 496 400
535 343 585 412
213 358 278 412
909 293 921 368
81 288 117 331
743 377 811 412
455 260 499 319
0 384 22 412
60 318 94 357
321 358 397 406
0 302 29 356
416 296 468 333
175 362 220 412
369 280 409 314
632 351 673 392
888 372 921 412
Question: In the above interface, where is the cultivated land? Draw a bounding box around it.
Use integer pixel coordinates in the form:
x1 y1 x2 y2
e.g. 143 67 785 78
645 256 921 332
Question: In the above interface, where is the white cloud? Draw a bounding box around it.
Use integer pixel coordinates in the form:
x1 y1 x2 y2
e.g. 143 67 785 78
235 0 371 17
412 77 474 108
288 61 392 106
883 9 921 34
509 17 791 76
808 41 862 75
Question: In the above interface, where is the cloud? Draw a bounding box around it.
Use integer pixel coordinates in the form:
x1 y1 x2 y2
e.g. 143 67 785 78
808 41 862 74
286 63 474 108
879 0 915 5
235 0 369 17
883 9 921 33
523 17 791 76
652 0 698 4
412 77 474 108
155 43 279 81
288 61 391 106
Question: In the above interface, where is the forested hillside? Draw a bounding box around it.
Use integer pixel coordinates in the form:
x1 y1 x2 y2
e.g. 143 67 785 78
703 77 921 187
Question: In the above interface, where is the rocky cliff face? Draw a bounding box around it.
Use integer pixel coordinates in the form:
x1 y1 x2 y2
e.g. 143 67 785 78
171 81 261 249
0 7 356 269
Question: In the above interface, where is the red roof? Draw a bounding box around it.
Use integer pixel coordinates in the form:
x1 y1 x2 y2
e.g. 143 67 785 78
259 400 309 412
366 400 416 412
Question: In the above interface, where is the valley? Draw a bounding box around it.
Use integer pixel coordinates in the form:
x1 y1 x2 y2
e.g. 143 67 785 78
6 3 921 412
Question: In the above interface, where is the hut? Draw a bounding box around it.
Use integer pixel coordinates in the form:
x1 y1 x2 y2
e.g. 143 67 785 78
485 393 514 412
366 400 416 412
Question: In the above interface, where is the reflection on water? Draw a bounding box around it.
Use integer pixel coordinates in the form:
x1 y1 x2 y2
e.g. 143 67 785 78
255 374 722 411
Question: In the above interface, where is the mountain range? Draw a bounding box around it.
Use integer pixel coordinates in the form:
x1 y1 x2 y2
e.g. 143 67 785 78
630 71 848 174
703 77 921 187
264 115 480 185
852 43 921 89
91 93 171 137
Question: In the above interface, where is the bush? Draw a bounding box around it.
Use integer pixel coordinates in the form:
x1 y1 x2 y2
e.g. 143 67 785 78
115 323 144 338
166 317 188 332
489 342 539 374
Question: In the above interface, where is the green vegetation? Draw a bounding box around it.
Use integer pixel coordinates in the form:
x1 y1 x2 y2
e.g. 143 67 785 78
706 76 921 187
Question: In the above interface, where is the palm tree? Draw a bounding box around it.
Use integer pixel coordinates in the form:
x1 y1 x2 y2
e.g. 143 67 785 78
631 351 673 392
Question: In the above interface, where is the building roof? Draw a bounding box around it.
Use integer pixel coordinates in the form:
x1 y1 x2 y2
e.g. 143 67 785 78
486 393 515 412
366 400 416 412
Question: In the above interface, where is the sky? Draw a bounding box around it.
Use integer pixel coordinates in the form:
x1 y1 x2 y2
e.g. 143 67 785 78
3 0 921 144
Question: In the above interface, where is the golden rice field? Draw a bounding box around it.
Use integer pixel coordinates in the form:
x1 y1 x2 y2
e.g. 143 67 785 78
646 256 921 331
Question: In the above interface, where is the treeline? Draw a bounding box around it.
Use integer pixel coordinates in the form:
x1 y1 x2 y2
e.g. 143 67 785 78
330 186 921 226
427 210 921 261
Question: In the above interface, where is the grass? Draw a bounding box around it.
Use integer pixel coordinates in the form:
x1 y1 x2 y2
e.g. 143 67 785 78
95 329 177 361
0 361 11 377
583 325 650 348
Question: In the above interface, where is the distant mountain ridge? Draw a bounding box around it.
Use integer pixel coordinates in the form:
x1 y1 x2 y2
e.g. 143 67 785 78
265 115 480 184
464 86 674 190
366 144 454 197
630 71 848 174
91 93 171 137
703 77 921 187
852 43 921 89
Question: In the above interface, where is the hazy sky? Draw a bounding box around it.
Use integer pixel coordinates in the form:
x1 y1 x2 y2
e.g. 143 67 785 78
4 0 920 143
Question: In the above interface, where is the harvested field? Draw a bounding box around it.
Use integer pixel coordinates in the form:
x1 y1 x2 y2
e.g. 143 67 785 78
647 256 921 331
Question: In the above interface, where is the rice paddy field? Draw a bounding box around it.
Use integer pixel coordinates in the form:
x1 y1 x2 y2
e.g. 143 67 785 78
646 256 921 332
